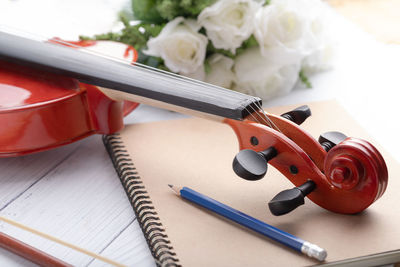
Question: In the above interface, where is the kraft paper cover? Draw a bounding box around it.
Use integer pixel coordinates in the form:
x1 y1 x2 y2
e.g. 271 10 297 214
118 100 399 266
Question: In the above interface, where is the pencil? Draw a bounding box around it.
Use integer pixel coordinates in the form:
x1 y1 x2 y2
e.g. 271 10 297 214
0 232 72 267
169 185 327 262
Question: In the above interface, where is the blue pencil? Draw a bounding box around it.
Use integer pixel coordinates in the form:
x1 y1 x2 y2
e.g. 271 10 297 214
169 185 327 262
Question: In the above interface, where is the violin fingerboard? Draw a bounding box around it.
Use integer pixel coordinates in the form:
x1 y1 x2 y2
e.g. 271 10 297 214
0 32 262 120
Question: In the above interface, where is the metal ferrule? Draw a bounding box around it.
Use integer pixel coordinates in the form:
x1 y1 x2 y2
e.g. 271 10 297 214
301 241 327 261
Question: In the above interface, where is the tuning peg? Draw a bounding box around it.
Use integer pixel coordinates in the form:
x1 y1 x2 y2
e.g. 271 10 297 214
318 131 347 152
268 180 316 216
281 105 311 125
232 147 277 181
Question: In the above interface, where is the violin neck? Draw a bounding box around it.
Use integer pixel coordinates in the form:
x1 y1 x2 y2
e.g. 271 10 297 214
0 31 262 121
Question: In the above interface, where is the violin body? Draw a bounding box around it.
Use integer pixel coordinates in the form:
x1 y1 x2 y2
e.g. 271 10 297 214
0 41 138 157
0 32 388 216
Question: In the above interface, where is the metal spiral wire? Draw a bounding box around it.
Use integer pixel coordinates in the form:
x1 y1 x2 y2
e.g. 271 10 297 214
103 134 181 267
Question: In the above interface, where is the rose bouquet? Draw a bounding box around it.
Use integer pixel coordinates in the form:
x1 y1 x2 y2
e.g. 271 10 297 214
85 0 332 100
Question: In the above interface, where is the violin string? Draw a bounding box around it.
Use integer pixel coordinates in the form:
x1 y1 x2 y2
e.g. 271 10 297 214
240 101 262 124
47 37 261 113
240 100 283 134
0 26 283 130
247 110 262 124
242 101 278 132
0 26 242 102
254 104 275 129
255 101 283 133
0 26 273 122
0 216 127 267
0 25 232 102
249 105 270 126
247 103 274 129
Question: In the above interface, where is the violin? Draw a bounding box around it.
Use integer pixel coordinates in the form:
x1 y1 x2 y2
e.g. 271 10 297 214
0 31 388 216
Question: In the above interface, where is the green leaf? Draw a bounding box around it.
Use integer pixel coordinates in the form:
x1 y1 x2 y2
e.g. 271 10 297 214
156 0 180 20
204 60 211 74
136 50 165 69
206 42 235 59
243 35 259 48
131 0 164 23
205 35 260 61
146 56 163 68
263 0 271 6
131 0 217 22
235 35 259 56
299 70 312 88
82 22 165 52
179 0 217 17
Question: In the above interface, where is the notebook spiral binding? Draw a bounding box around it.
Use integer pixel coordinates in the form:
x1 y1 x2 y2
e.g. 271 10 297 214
103 134 181 267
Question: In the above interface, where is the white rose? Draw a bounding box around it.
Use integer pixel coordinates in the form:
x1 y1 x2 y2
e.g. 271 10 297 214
254 1 310 63
300 1 334 74
233 48 300 99
183 66 206 81
205 54 235 88
254 0 332 72
302 39 333 75
144 17 208 74
198 0 260 53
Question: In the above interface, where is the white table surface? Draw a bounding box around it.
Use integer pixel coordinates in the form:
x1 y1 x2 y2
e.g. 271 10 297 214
1 1 400 266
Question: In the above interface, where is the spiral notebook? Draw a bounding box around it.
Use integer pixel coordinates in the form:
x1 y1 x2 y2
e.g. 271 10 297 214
103 100 400 266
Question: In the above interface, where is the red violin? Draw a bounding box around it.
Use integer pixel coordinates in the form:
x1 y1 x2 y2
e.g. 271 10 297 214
0 31 388 216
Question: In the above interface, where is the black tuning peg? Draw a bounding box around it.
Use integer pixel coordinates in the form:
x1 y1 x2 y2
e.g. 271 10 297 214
318 131 347 152
232 147 277 181
281 105 311 125
268 180 316 216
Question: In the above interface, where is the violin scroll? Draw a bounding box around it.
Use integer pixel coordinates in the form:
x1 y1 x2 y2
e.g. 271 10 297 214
324 137 388 197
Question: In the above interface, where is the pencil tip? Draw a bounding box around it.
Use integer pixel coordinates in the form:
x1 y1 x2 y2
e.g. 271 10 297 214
168 184 180 195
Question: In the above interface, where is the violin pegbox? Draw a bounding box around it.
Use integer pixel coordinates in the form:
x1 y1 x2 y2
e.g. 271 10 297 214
232 105 314 182
225 105 388 216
